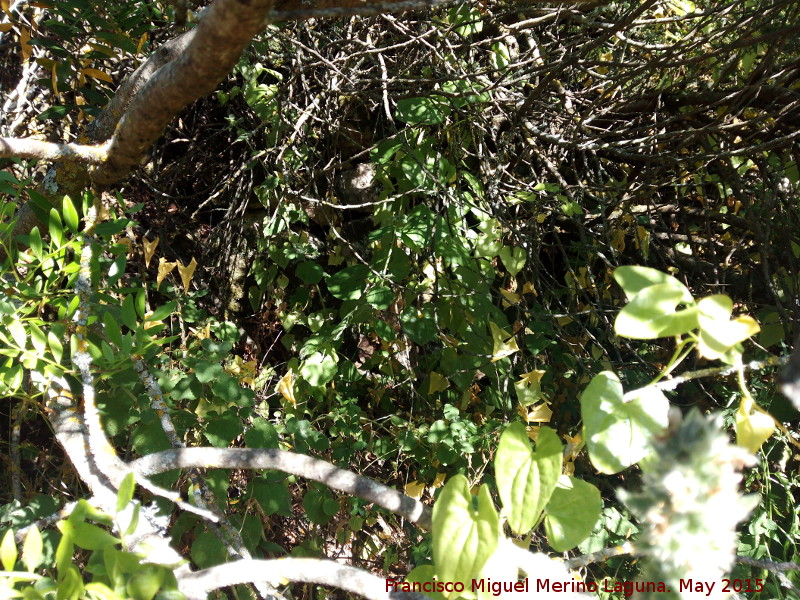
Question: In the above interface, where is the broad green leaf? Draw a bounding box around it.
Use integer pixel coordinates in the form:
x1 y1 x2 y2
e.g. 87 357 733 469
366 285 394 309
401 304 438 345
474 218 502 258
300 351 338 387
0 528 16 570
63 195 79 232
72 522 119 550
580 372 669 474
395 96 451 125
544 475 602 551
499 246 526 276
495 423 562 534
613 266 692 301
432 475 499 591
615 283 699 339
244 417 279 448
22 524 43 570
191 531 227 568
404 566 447 600
489 321 519 362
253 481 293 517
327 265 369 300
126 565 165 600
296 261 324 284
303 486 339 525
59 565 84 600
204 413 244 447
697 295 760 360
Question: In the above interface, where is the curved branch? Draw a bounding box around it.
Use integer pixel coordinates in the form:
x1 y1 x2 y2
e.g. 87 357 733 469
91 0 275 185
0 137 108 164
180 558 432 600
130 447 432 529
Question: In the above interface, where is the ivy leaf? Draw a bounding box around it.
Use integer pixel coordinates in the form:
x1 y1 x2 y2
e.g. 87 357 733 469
544 475 603 551
580 372 669 474
300 351 338 387
489 322 519 362
327 265 369 300
613 266 692 302
514 370 546 407
495 423 561 534
395 96 451 125
615 283 699 339
697 295 760 361
499 246 526 276
735 395 774 452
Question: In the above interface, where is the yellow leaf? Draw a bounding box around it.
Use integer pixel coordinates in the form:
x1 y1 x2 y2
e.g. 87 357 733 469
489 321 519 362
404 481 425 500
177 257 197 294
514 369 546 407
735 396 774 453
19 27 31 61
143 237 159 267
136 32 148 54
428 371 450 394
499 288 520 306
522 402 552 423
81 67 113 83
156 257 177 290
0 23 13 32
522 281 538 296
277 369 296 405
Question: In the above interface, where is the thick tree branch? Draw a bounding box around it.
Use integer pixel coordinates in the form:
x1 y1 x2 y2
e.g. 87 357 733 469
90 0 276 185
0 137 108 164
130 447 432 529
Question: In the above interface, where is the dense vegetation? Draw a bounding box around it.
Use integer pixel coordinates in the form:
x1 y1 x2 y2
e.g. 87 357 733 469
1 0 799 598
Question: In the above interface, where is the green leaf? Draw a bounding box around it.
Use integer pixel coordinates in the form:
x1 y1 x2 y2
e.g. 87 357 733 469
22 524 43 570
401 304 437 345
126 565 165 600
327 265 369 300
498 246 526 276
613 266 692 302
244 417 279 448
29 322 46 354
615 283 699 339
63 196 80 233
252 481 292 517
449 4 484 37
544 476 603 552
116 473 136 513
72 522 119 550
1 529 17 571
58 565 84 600
303 486 338 525
432 474 499 589
580 372 669 474
8 320 27 348
404 566 447 600
300 351 338 387
121 295 138 330
203 413 244 447
474 218 502 258
696 295 760 361
193 360 223 384
103 312 123 347
29 226 43 259
395 97 451 125
49 208 64 247
495 424 562 534
366 286 394 309
296 261 324 285
147 301 176 323
191 531 227 568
